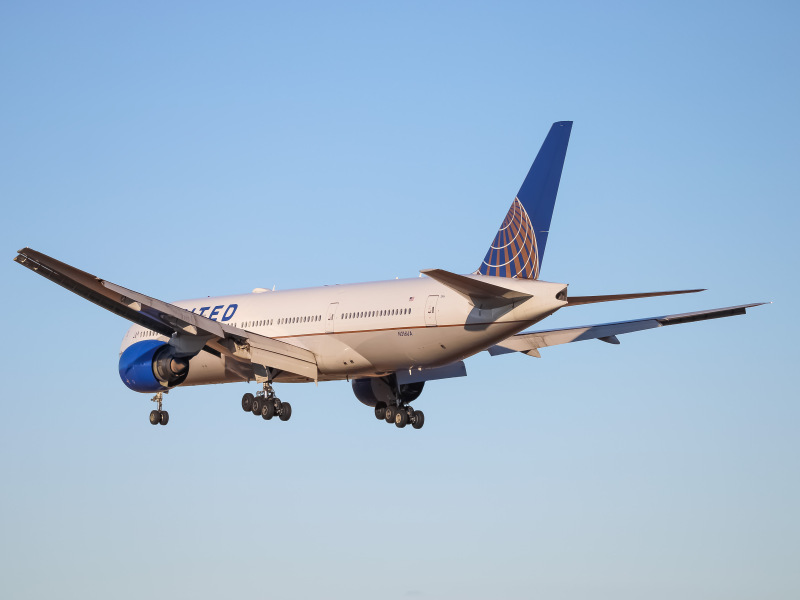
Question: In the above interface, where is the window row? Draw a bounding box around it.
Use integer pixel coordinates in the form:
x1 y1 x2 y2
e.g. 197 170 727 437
341 308 411 319
241 319 273 328
133 307 412 338
278 315 322 325
133 329 160 339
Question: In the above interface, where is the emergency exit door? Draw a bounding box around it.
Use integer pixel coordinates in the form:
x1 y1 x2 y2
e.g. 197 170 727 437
325 302 339 333
424 295 439 326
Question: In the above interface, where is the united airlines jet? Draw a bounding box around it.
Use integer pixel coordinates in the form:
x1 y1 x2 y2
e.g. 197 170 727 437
14 122 765 430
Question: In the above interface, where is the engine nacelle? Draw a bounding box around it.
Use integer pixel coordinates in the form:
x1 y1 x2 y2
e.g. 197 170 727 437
119 340 190 393
352 375 424 408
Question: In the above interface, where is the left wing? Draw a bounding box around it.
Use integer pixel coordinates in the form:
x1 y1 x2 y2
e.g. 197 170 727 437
13 248 319 381
488 303 767 358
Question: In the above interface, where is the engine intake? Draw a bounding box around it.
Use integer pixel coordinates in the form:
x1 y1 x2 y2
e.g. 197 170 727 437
119 340 190 393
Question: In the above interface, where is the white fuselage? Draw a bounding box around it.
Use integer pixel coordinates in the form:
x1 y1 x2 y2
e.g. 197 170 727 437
120 275 568 386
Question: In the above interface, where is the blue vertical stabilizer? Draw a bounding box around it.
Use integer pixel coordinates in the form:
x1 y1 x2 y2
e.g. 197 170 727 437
477 121 572 279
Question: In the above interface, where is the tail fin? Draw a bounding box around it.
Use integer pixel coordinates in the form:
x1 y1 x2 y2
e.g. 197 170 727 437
477 121 572 279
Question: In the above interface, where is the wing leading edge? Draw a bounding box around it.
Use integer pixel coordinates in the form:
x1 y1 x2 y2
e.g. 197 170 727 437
13 248 318 381
488 303 767 358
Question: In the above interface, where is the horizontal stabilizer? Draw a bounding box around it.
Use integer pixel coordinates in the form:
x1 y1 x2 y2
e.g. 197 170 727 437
488 303 767 357
567 289 705 306
421 269 531 309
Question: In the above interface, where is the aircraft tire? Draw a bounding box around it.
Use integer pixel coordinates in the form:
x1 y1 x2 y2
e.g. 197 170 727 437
251 397 262 415
149 410 160 425
385 405 397 424
159 410 169 426
374 403 386 420
242 393 254 412
279 402 292 422
395 409 408 428
412 410 424 430
261 402 275 420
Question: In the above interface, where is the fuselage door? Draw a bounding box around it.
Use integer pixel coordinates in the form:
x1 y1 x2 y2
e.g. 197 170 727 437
425 295 439 327
325 302 339 333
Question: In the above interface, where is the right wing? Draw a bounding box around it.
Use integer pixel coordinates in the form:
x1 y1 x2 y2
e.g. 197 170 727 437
13 248 318 381
488 303 767 358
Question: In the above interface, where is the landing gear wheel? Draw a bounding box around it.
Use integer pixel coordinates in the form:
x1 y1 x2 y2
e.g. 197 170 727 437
149 410 160 425
279 402 292 422
261 401 275 420
242 393 254 412
273 398 283 414
385 405 398 424
159 410 169 426
395 409 408 428
251 396 262 415
374 403 386 421
412 410 425 430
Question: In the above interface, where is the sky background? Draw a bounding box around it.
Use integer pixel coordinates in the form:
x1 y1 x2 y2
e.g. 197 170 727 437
2 1 799 599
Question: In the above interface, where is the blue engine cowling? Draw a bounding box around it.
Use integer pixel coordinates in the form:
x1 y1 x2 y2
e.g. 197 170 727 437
119 340 190 393
352 375 424 407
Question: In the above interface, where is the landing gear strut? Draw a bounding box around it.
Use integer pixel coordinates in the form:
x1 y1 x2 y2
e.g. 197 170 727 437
149 391 169 426
241 381 292 423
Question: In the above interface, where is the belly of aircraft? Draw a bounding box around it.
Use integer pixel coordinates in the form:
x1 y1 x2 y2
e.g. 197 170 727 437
179 320 527 387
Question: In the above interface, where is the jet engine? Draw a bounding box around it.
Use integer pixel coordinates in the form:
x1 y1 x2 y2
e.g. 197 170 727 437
352 375 424 408
119 340 190 393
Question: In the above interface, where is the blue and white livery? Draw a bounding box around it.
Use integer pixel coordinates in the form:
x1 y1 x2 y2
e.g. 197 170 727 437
14 122 766 429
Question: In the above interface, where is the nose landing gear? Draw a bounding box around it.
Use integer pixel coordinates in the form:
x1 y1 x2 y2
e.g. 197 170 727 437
241 381 292 423
149 391 169 426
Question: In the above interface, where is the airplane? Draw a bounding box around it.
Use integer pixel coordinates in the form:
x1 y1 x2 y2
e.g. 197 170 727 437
13 122 766 430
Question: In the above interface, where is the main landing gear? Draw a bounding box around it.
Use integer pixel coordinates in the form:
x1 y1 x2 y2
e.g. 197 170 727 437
241 381 292 423
149 391 169 426
374 402 424 430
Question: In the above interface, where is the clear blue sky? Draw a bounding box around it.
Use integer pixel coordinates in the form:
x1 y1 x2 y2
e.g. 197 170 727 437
2 2 798 599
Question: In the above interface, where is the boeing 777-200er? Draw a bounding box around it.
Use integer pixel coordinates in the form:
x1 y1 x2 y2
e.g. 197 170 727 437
14 122 766 430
